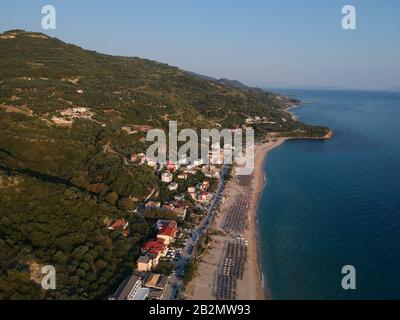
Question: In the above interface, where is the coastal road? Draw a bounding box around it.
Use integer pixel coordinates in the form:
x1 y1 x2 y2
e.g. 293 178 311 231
164 165 230 300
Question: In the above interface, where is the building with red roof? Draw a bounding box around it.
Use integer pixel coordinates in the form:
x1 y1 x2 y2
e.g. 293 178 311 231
157 220 177 245
142 239 168 257
108 219 129 231
166 160 178 172
198 191 213 204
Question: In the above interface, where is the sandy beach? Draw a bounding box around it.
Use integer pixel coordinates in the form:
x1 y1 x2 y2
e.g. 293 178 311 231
236 138 287 300
185 138 287 300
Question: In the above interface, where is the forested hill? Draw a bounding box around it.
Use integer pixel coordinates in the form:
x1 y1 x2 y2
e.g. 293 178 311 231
0 29 329 299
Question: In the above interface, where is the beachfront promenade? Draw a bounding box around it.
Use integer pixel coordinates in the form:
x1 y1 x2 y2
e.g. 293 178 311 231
164 165 230 300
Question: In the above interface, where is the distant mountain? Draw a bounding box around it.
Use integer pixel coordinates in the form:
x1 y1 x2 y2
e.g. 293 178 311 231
184 70 218 82
185 71 267 93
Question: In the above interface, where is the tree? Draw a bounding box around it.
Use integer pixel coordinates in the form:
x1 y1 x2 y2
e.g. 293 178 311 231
105 192 118 206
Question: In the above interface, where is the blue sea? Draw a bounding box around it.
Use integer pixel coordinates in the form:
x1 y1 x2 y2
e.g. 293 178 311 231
258 89 400 300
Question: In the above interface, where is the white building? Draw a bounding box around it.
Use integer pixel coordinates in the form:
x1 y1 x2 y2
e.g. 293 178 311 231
177 173 188 180
161 172 173 183
145 157 158 168
111 275 149 300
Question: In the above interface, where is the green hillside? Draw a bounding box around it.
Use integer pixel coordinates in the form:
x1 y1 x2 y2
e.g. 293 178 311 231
0 29 329 299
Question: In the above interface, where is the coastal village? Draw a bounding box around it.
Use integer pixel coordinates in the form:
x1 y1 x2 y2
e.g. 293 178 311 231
105 96 296 301
107 144 230 300
106 143 272 301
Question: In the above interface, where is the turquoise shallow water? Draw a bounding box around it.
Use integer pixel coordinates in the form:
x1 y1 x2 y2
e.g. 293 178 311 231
258 89 400 299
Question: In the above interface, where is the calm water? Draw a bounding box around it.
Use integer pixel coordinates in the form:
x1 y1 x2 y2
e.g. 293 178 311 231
258 89 400 299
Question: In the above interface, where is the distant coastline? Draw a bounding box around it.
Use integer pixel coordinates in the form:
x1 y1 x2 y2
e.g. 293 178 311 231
185 94 333 300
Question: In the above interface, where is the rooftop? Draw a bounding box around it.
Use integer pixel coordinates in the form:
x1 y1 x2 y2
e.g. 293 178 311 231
137 255 151 264
142 239 167 254
158 220 177 238
113 275 141 300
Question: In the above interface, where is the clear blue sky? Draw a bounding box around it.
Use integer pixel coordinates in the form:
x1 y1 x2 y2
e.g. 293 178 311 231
1 0 399 90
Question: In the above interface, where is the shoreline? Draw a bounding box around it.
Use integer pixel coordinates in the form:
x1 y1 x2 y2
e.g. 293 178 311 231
184 137 288 300
185 134 332 300
247 129 334 299
239 137 288 300
185 103 333 300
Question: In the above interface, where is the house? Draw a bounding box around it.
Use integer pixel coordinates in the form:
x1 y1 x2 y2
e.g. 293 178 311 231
145 157 158 168
157 220 177 245
154 219 172 230
198 192 213 204
108 219 129 231
149 252 161 268
130 153 139 162
142 239 168 257
145 201 161 210
161 171 173 183
177 173 188 180
173 207 187 220
137 255 153 272
137 252 161 270
174 194 185 201
167 182 178 191
172 200 188 208
200 181 210 191
161 204 174 212
110 275 149 300
166 160 178 172
144 273 170 291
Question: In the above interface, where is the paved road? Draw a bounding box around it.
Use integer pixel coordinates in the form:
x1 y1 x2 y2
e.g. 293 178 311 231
164 165 230 300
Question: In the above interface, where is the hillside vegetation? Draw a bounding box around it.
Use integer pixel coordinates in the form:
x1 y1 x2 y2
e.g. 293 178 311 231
0 29 329 299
